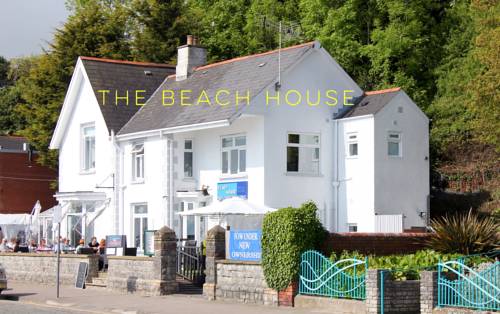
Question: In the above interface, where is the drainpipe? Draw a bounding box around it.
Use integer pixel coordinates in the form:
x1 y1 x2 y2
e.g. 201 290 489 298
168 135 174 230
111 130 124 235
332 119 340 232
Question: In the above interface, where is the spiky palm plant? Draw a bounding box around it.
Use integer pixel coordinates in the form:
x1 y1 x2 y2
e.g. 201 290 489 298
428 210 500 255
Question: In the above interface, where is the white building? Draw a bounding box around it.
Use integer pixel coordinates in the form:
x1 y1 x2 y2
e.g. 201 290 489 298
50 39 429 253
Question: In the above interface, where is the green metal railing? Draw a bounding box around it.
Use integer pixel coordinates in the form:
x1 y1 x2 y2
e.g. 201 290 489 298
299 250 368 299
438 259 499 311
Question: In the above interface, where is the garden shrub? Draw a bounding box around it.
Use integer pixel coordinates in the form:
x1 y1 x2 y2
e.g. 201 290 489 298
262 201 326 291
428 209 499 254
329 249 493 280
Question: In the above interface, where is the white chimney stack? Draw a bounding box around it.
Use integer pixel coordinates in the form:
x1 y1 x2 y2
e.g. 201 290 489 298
176 35 206 81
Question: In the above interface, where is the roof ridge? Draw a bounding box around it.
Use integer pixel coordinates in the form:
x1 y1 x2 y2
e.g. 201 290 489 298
80 56 175 68
364 87 401 95
193 41 316 72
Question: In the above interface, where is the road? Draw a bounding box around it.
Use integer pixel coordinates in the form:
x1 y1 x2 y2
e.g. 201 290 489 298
0 301 101 314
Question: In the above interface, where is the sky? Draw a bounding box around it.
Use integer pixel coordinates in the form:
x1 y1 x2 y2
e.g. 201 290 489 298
0 0 70 59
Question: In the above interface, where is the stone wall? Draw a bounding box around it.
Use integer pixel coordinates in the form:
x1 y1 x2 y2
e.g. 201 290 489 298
106 256 159 295
106 226 178 296
0 253 98 285
322 233 431 256
366 270 421 314
215 260 278 306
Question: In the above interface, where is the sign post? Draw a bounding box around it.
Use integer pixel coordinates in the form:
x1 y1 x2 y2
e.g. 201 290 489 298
56 222 60 298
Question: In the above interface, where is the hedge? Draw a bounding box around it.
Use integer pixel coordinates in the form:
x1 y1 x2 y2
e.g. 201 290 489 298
261 201 326 291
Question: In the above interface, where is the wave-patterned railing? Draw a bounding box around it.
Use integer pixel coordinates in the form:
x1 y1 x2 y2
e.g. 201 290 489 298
438 259 500 311
299 250 368 300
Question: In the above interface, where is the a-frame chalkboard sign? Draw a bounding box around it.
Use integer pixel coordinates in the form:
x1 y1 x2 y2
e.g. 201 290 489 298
75 262 89 289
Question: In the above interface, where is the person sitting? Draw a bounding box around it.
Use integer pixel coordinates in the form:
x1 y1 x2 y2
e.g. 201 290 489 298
88 237 99 253
75 239 85 254
13 239 21 253
0 239 11 252
7 237 16 250
28 239 37 253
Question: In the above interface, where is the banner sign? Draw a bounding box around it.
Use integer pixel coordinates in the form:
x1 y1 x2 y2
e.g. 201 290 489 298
217 181 248 200
228 229 262 262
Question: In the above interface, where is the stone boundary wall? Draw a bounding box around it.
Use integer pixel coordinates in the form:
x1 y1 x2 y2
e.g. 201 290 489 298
322 233 431 255
366 270 420 314
215 260 278 306
106 256 160 295
106 226 178 296
0 253 98 285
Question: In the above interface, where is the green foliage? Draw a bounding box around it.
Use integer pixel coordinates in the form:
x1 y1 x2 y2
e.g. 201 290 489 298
428 209 500 255
262 201 326 291
330 249 492 280
129 0 188 63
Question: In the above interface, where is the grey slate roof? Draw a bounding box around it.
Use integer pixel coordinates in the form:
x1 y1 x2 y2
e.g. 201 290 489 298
0 136 28 152
335 88 401 119
118 42 316 135
81 57 176 133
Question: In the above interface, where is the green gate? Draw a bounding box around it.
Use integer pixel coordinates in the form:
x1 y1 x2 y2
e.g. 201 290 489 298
299 250 367 299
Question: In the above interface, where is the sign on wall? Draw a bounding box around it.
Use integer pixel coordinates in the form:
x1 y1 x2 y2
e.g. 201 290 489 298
143 230 156 256
217 181 248 200
228 229 262 262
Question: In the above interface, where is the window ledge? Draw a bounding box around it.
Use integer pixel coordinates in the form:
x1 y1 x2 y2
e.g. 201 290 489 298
219 173 248 180
79 170 96 175
131 179 145 185
182 177 196 182
285 172 323 178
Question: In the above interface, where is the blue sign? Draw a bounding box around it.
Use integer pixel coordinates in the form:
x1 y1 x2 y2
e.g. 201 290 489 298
228 230 262 262
217 181 248 200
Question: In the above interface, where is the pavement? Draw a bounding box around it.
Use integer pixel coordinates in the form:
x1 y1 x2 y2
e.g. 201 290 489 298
0 281 326 314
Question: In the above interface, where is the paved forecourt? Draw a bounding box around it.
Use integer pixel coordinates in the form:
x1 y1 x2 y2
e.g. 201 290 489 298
0 281 325 314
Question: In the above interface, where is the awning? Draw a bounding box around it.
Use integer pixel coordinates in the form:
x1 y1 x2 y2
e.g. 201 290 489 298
177 197 276 217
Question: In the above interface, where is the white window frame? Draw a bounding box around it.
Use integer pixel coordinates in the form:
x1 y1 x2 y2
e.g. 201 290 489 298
80 123 96 172
221 134 247 176
286 132 321 175
131 203 148 251
131 143 145 182
346 132 358 158
387 132 402 157
184 139 193 178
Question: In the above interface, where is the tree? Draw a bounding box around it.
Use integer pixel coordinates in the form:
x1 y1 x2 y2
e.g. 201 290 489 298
129 0 188 63
16 0 132 167
0 57 35 134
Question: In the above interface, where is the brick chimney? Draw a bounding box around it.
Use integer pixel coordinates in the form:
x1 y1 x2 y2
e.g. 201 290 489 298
176 35 207 81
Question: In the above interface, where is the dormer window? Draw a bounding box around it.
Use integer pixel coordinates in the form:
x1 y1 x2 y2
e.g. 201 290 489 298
81 124 95 172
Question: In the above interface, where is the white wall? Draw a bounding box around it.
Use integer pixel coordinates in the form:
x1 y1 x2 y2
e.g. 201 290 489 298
257 48 363 231
337 116 376 232
57 72 114 242
374 92 429 230
121 136 166 247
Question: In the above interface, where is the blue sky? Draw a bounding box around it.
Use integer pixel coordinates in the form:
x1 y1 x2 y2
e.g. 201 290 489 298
0 0 69 59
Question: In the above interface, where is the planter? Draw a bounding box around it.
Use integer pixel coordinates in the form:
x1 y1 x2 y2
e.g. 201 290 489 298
278 281 298 307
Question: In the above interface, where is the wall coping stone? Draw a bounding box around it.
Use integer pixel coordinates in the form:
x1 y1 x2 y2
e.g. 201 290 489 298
0 253 95 258
217 259 261 265
107 256 153 261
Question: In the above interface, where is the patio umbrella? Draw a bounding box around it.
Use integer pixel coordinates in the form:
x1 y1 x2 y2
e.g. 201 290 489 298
177 197 277 217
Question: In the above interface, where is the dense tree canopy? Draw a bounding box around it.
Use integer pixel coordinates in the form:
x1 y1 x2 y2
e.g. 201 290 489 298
1 0 497 172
